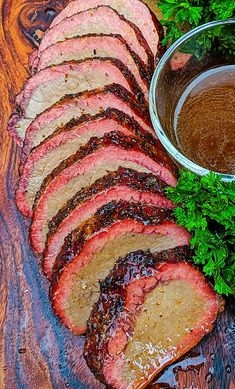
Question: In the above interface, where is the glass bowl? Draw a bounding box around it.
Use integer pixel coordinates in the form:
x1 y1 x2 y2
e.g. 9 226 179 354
149 19 235 182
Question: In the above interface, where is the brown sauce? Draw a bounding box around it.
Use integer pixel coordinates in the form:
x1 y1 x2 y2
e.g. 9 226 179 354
173 65 235 174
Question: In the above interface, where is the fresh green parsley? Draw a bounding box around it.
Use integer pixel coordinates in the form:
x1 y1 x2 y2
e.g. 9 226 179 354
166 170 235 296
158 0 235 58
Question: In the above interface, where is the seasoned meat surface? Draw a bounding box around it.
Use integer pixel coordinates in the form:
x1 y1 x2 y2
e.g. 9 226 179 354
84 249 224 388
9 58 146 145
20 85 153 167
43 167 174 279
49 0 164 62
33 34 150 99
51 204 190 334
30 131 177 253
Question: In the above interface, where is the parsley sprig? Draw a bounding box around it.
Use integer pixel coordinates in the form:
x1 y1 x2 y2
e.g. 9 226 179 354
158 0 235 58
166 170 235 296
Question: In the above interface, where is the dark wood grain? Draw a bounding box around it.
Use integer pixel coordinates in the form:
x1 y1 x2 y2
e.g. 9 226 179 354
0 1 234 388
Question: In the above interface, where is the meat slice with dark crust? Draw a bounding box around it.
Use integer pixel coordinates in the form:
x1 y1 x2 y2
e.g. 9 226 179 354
84 249 224 388
43 168 174 279
17 109 156 218
32 34 150 94
20 85 153 168
8 58 146 146
36 6 154 72
30 132 177 253
51 202 191 335
51 201 186 280
49 0 164 63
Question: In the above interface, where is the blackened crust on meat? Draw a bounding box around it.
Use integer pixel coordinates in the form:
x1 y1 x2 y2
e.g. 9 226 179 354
20 83 152 169
114 12 154 74
149 9 165 63
11 57 148 125
49 57 148 108
47 167 169 236
100 246 192 292
33 131 177 210
28 83 151 135
34 32 152 86
84 247 191 384
109 32 153 83
36 108 155 151
85 292 124 387
9 56 150 146
64 83 150 117
38 5 154 73
106 28 154 83
51 201 175 284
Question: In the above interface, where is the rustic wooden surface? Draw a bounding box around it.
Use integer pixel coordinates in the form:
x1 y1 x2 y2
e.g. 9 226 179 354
0 1 234 388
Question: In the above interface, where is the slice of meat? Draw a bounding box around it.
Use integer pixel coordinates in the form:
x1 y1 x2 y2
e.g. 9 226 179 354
36 6 154 71
43 168 174 279
29 132 177 253
84 249 224 388
51 203 191 335
17 109 156 217
8 58 146 146
49 0 164 62
31 33 150 87
20 85 153 167
29 49 38 69
51 201 189 283
32 34 150 95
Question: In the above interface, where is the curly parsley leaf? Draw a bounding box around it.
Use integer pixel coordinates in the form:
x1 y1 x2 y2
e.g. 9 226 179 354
161 20 184 46
166 170 235 296
210 0 235 19
158 0 235 58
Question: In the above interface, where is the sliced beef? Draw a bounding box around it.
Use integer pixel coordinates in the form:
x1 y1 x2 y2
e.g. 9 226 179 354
51 201 189 283
32 34 150 94
36 6 154 72
8 58 146 146
49 0 164 63
29 49 38 69
84 249 224 388
43 168 174 279
20 85 153 166
29 132 177 253
51 203 191 335
17 109 156 217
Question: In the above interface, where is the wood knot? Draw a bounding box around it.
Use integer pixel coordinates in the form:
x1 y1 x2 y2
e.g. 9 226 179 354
19 1 69 47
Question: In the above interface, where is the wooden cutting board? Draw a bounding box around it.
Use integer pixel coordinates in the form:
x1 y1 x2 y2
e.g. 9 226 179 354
0 1 234 388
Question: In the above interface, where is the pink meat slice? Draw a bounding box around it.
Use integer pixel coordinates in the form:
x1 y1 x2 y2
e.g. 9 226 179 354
29 49 38 69
33 34 149 100
16 116 140 218
30 135 177 254
84 250 223 388
20 86 153 167
43 182 174 279
36 6 152 69
8 58 144 146
52 220 191 335
50 0 162 61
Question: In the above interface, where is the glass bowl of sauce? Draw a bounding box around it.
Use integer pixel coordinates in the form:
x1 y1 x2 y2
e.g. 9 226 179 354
150 19 235 181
